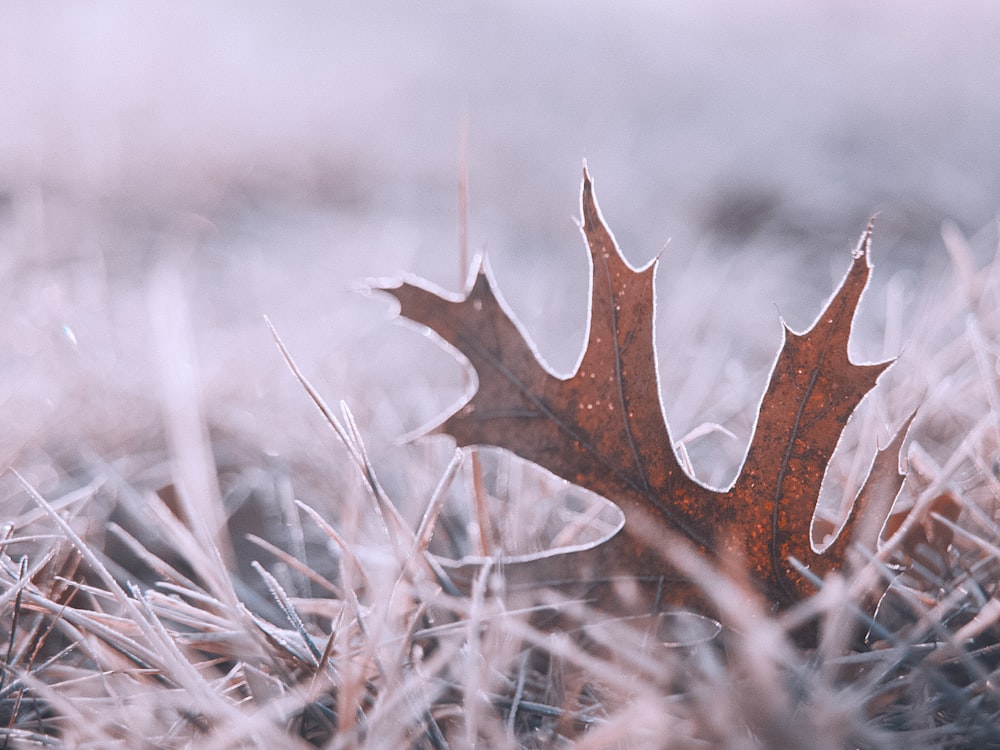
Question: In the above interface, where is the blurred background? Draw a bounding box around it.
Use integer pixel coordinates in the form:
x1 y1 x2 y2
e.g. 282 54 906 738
2 0 999 500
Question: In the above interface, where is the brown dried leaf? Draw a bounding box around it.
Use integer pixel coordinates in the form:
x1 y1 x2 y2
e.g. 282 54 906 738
382 169 904 612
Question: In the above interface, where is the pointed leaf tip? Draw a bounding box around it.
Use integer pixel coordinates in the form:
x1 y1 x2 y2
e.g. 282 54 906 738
467 253 489 293
580 169 605 236
854 218 876 261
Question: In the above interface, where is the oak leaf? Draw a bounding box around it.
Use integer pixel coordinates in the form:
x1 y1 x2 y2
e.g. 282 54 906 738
382 169 905 613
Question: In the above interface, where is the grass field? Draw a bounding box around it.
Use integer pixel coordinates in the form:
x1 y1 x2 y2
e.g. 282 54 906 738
3 2 1000 747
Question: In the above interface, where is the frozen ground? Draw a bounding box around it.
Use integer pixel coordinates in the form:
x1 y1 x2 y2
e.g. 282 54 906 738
2 0 1000 495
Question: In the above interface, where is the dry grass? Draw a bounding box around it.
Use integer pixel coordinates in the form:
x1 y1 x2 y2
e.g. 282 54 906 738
4 3 1000 746
2 210 1000 749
